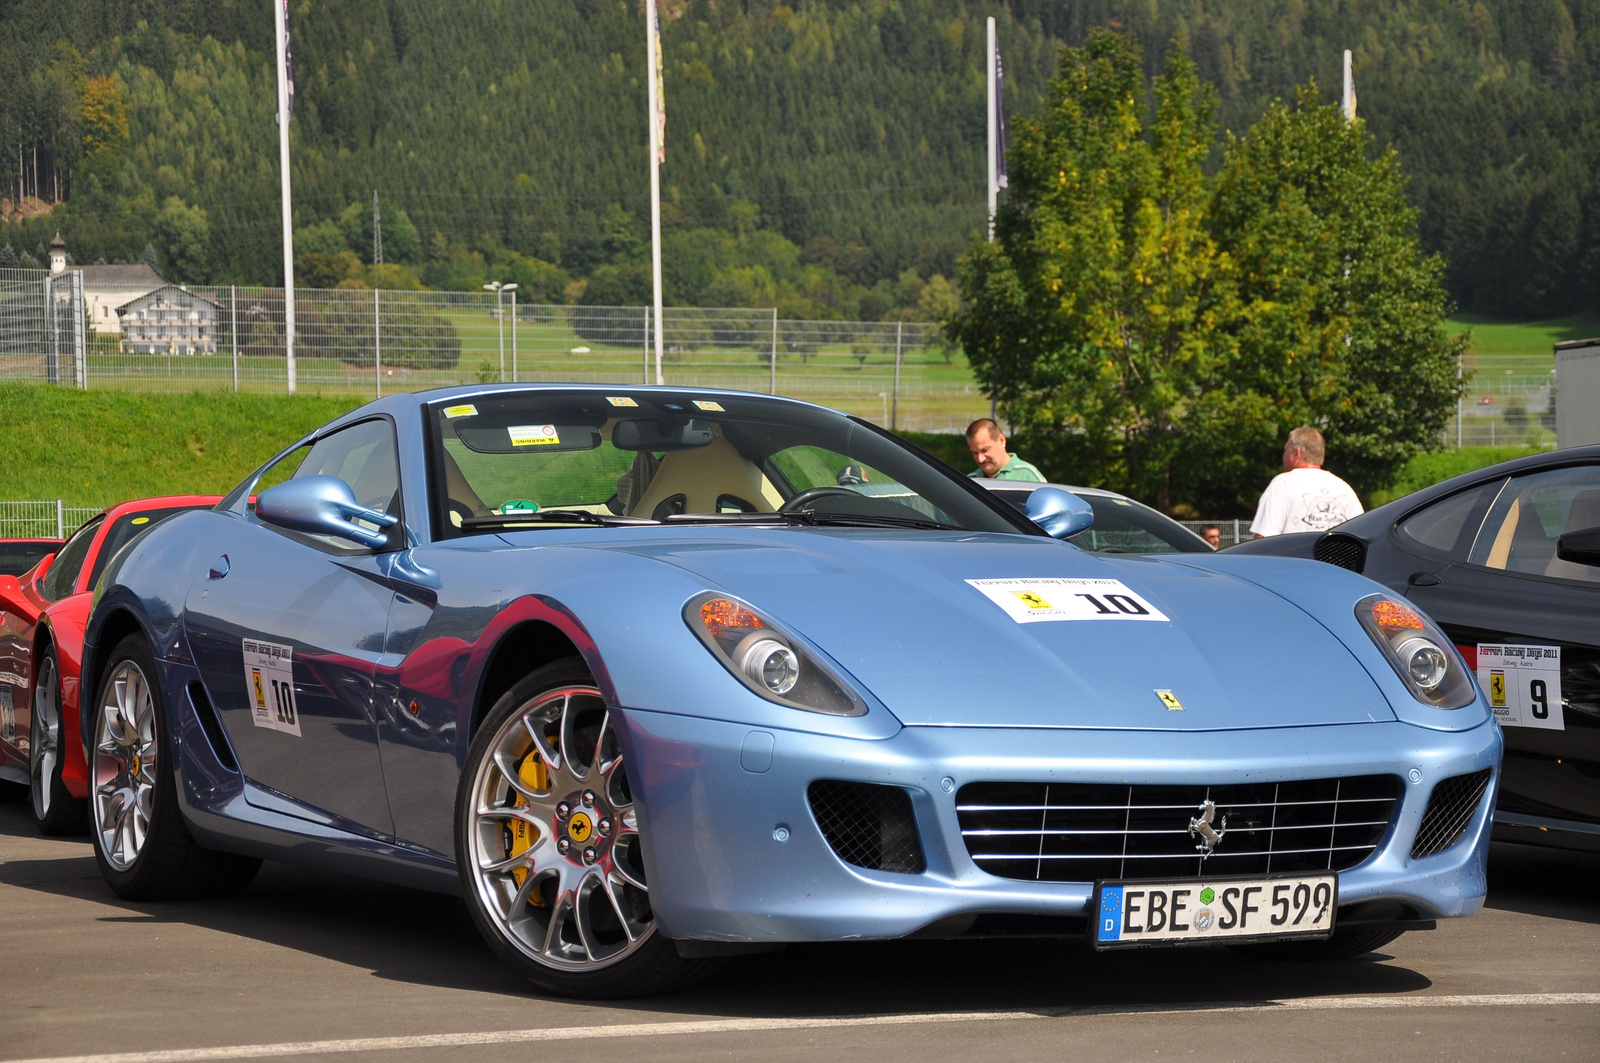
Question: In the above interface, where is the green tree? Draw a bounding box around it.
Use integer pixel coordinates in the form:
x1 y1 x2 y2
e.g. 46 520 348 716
951 32 1237 511
151 197 210 282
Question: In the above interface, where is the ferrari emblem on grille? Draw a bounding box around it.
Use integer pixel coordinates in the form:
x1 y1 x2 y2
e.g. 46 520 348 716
1188 799 1228 857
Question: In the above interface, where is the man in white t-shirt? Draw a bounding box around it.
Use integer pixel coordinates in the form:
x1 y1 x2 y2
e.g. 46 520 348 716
1250 427 1363 537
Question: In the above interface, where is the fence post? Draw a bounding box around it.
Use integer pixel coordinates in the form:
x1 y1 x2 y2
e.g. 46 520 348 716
510 288 518 382
71 270 87 388
643 306 650 384
1233 518 1240 546
56 499 64 538
374 288 382 398
770 308 778 395
230 285 238 392
891 321 903 430
44 274 59 385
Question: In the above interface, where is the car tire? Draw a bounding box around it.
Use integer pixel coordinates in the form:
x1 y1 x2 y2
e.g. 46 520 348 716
455 657 721 998
30 646 87 836
89 634 261 900
1229 925 1407 961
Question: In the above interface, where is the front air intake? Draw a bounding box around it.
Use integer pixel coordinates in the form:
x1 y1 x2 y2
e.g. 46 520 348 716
1411 768 1493 859
1315 533 1367 572
808 780 925 873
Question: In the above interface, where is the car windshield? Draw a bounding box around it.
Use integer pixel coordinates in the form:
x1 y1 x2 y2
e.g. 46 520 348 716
0 540 58 577
988 487 1210 554
427 390 1031 537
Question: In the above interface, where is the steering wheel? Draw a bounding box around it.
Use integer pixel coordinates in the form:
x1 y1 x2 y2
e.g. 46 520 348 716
780 486 860 512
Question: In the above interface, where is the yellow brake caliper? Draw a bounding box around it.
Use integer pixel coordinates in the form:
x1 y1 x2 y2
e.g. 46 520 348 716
507 751 550 904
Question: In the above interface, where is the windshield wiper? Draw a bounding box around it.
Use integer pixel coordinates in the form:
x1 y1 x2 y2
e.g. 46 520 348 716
461 511 659 529
663 511 956 531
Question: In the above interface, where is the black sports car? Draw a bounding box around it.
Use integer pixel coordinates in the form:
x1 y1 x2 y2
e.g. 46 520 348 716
1231 446 1600 853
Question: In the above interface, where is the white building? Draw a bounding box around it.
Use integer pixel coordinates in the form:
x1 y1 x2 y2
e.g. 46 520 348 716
116 284 221 355
48 235 165 336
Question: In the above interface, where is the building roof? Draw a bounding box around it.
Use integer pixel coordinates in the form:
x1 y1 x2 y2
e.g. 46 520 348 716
49 232 66 251
75 263 165 289
115 283 222 313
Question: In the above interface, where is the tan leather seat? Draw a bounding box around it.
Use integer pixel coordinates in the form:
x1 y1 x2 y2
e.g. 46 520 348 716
627 434 779 518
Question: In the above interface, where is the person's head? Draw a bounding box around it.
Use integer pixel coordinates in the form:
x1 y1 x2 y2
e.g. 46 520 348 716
966 418 1010 477
1201 524 1222 549
1283 426 1326 472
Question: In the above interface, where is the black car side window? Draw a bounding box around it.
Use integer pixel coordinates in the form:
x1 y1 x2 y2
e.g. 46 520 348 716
39 515 104 602
1395 480 1504 561
1467 464 1600 584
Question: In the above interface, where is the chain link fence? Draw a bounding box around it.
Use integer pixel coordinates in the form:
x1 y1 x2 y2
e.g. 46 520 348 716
0 268 982 433
0 500 100 539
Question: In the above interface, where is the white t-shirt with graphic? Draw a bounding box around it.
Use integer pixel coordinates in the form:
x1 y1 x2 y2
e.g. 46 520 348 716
1250 467 1363 537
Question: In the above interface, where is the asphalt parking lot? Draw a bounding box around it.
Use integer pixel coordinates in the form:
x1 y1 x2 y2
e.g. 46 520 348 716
1 799 1596 1063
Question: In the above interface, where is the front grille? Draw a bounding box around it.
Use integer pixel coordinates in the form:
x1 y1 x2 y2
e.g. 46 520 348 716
1315 533 1367 572
958 775 1401 883
808 780 925 874
1411 768 1492 858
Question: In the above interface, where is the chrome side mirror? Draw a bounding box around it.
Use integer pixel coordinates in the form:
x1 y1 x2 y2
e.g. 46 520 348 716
1026 486 1094 540
256 475 398 549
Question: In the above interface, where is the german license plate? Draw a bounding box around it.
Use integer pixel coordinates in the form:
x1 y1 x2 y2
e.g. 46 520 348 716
1091 873 1337 949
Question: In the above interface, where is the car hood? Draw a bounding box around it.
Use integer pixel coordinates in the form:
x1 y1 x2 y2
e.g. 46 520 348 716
584 529 1396 731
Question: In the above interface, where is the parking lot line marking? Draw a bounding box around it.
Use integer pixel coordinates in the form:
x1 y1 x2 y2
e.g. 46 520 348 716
13 993 1600 1063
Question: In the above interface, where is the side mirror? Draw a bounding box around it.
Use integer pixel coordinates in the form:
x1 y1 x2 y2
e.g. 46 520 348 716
1556 525 1600 567
0 573 27 614
1025 486 1095 540
256 475 399 549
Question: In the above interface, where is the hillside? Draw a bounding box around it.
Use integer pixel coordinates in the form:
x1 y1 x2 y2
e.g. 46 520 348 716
3 1 1599 320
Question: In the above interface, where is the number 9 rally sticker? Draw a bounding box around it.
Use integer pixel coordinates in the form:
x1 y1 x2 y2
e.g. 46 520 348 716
966 577 1169 623
244 638 301 737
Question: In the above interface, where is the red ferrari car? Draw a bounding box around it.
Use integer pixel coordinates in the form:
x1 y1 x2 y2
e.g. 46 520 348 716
0 496 221 833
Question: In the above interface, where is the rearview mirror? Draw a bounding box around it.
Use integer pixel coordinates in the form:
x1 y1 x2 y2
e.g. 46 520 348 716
611 418 714 451
1556 524 1600 567
256 476 399 549
1026 486 1095 540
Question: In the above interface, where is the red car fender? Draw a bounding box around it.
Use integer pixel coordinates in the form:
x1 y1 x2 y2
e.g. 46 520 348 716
38 593 92 799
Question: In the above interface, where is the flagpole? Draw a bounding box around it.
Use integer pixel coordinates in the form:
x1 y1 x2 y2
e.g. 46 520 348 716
646 0 665 386
1341 49 1355 121
986 16 997 241
273 0 296 393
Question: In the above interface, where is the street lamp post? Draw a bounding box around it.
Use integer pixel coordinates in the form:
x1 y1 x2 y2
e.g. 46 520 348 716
483 281 518 382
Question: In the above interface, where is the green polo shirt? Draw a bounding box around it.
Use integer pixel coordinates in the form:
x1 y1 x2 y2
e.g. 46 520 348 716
970 455 1045 482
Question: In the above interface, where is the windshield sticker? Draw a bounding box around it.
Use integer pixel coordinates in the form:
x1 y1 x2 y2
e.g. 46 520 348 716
606 396 639 407
442 404 478 418
692 400 725 412
508 424 560 447
132 516 150 525
244 639 301 737
1477 644 1563 730
966 577 1170 623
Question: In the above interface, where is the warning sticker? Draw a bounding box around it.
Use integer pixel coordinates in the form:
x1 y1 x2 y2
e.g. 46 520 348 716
508 424 560 447
692 400 725 412
606 396 639 407
966 577 1170 623
1477 644 1563 730
243 638 301 737
442 404 478 418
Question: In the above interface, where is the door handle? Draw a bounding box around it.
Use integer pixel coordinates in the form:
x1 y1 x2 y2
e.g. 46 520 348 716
208 555 230 580
1407 571 1441 588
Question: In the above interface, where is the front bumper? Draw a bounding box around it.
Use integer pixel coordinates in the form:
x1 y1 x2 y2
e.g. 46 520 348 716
618 711 1502 942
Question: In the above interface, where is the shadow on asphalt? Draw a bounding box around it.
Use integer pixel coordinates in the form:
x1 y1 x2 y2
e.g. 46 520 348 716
4 802 1591 1014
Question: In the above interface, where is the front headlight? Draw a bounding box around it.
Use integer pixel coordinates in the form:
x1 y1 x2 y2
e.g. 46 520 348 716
685 593 865 716
1355 594 1475 709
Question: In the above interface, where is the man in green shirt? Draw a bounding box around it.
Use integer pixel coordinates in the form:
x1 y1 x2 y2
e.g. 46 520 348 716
966 418 1045 481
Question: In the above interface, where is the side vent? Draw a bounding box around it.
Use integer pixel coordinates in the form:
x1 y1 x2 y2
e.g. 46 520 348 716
1411 768 1493 859
808 780 925 874
1315 533 1367 572
187 681 239 772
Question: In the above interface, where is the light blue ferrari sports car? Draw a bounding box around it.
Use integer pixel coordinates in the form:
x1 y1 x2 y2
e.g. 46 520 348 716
82 385 1502 996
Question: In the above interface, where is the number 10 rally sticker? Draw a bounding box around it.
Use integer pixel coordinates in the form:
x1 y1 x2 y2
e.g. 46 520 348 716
244 638 301 737
966 577 1170 623
1477 643 1563 730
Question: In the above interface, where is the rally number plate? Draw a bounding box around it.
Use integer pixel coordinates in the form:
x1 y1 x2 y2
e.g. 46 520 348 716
1091 873 1337 949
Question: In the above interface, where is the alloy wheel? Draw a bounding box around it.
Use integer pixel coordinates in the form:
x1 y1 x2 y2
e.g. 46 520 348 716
29 654 61 820
92 660 159 871
464 684 654 972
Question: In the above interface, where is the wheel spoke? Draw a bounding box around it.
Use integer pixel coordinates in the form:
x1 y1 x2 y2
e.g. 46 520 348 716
593 711 620 778
609 856 648 893
557 694 585 779
521 715 561 774
541 890 573 958
601 877 637 943
571 880 599 960
491 751 545 804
